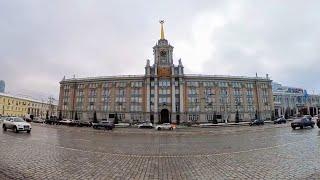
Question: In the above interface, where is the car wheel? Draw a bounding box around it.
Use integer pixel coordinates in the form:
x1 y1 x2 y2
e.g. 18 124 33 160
3 125 7 131
311 125 314 128
157 127 161 131
27 130 31 133
13 126 19 133
169 127 173 130
292 126 296 130
300 126 303 129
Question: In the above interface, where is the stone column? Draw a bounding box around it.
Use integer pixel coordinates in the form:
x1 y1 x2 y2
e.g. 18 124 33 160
146 78 150 112
179 78 184 122
171 78 176 123
154 78 158 123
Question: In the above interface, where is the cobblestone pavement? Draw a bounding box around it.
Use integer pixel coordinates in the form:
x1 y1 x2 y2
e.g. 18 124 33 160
0 123 319 180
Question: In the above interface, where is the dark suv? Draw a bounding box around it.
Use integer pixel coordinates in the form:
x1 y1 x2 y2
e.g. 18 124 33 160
291 118 315 130
92 121 115 130
274 117 286 124
249 119 264 126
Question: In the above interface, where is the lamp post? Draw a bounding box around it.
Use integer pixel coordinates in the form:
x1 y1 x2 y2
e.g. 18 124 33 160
235 100 241 123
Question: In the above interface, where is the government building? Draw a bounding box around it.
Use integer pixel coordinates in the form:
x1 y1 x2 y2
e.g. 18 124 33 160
0 92 57 118
58 22 274 124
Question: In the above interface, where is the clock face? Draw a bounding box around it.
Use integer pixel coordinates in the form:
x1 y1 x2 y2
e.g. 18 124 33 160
160 51 167 57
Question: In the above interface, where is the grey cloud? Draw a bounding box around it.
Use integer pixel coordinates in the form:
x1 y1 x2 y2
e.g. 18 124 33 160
0 0 319 100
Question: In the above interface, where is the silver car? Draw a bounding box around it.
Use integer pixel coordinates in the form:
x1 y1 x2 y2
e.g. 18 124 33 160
155 123 174 131
3 117 32 133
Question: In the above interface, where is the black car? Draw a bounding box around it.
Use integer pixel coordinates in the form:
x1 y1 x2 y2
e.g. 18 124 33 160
45 116 59 125
249 119 264 126
92 121 115 130
79 120 92 127
291 118 315 129
274 117 286 124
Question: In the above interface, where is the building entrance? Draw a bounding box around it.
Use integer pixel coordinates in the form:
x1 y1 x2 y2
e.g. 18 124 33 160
160 109 170 124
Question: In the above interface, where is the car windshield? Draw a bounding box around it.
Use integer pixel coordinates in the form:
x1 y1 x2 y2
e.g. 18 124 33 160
13 118 25 122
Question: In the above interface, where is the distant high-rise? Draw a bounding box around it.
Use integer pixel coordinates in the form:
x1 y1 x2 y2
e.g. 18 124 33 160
0 80 5 93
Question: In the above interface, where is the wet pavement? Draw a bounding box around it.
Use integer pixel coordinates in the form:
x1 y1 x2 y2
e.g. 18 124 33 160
0 122 319 179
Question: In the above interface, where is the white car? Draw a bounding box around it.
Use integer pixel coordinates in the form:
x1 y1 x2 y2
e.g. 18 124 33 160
138 122 153 129
155 123 174 131
3 117 32 133
58 119 73 125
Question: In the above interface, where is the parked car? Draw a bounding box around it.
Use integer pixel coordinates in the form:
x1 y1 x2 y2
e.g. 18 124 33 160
33 117 44 123
249 119 264 126
58 119 73 125
138 122 153 129
303 115 312 121
92 121 115 130
317 118 320 128
78 120 92 127
3 117 32 133
45 116 58 125
291 118 315 129
0 116 7 122
70 120 80 126
155 123 174 131
274 117 286 124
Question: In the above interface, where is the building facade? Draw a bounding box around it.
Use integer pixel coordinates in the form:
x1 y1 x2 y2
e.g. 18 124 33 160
59 22 274 124
0 80 5 93
273 82 320 118
0 93 58 118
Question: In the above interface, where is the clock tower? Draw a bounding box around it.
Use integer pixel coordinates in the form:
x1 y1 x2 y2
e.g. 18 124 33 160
145 20 185 125
154 21 173 66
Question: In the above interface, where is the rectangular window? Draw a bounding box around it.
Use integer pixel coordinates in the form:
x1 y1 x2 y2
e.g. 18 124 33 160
188 114 199 121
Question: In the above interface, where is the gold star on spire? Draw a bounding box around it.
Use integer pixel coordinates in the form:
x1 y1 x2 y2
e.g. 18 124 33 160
159 20 165 39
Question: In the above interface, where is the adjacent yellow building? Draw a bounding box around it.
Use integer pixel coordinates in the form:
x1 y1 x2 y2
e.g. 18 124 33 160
0 93 57 118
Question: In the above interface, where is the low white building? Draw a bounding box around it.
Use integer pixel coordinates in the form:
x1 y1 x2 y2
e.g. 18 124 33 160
273 82 320 118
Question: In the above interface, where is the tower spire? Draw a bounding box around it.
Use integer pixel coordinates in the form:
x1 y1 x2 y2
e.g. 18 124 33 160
159 20 165 39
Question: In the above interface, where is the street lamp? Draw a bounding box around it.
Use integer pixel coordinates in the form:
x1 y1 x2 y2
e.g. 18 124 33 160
235 100 241 123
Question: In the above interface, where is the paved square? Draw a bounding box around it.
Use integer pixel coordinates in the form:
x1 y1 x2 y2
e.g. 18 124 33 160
0 123 319 179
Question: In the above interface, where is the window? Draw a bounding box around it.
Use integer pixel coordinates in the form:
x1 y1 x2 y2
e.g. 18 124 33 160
188 105 200 112
188 114 199 121
103 82 112 88
246 83 254 89
220 88 228 96
247 97 253 104
116 82 127 88
130 105 142 112
103 104 110 111
159 80 170 87
102 89 110 97
232 82 241 88
131 81 143 87
247 89 253 96
203 81 215 87
159 97 171 103
89 97 96 103
89 83 98 89
188 88 199 95
233 88 241 96
77 84 84 89
218 82 228 88
187 81 199 87
206 114 215 121
188 97 199 103
131 97 142 103
89 89 97 97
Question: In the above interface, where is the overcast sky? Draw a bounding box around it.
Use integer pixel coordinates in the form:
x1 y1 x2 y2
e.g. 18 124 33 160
0 0 319 100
